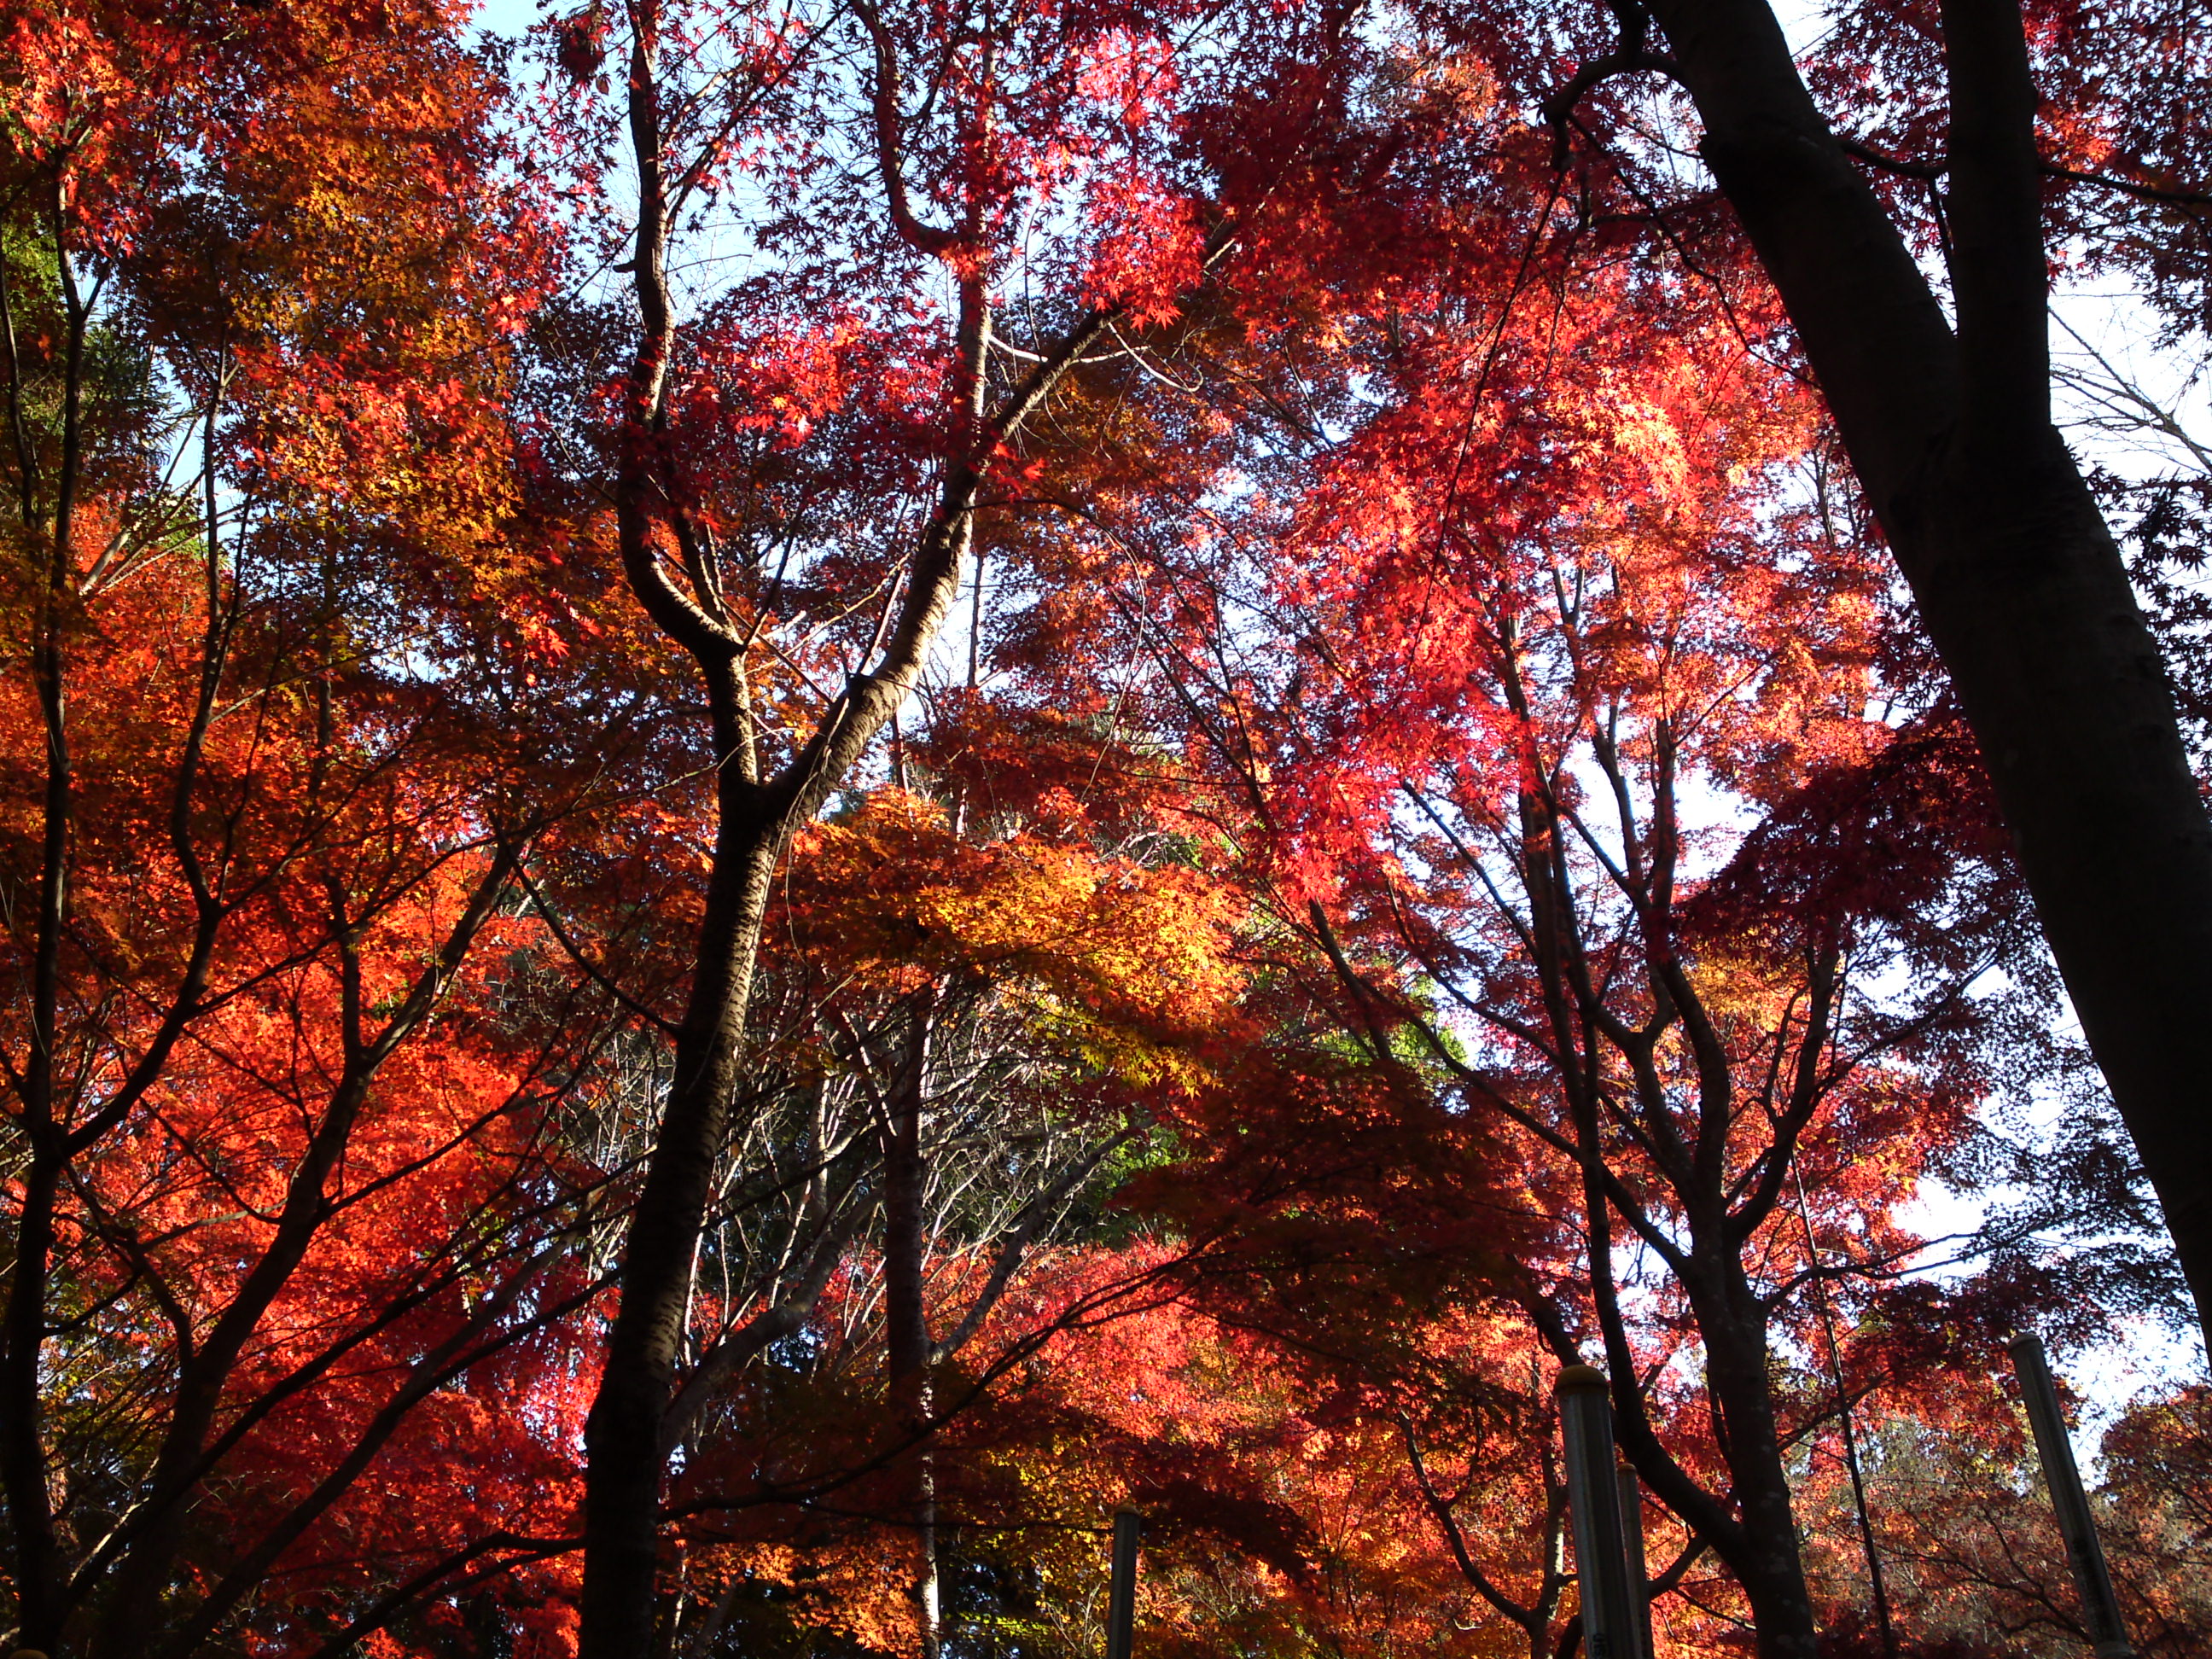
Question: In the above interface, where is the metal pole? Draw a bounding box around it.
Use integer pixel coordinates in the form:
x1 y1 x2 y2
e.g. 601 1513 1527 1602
2008 1334 2137 1659
1616 1462 1654 1659
1105 1508 1141 1659
1556 1365 1638 1659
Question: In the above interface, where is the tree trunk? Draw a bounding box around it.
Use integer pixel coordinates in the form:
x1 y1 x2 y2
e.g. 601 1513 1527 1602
1682 1270 1819 1659
884 1004 934 1388
1591 1231 1820 1657
2 1153 64 1650
579 825 779 1659
2 206 82 1656
1640 0 2212 1330
883 1004 943 1659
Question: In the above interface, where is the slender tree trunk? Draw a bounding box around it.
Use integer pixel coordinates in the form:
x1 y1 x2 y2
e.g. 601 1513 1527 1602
579 824 779 1658
882 1004 943 1659
3 200 85 1655
1589 1218 1820 1656
1639 0 2212 1327
0 734 66 1647
1682 1271 1819 1659
2 1154 65 1650
884 1004 934 1387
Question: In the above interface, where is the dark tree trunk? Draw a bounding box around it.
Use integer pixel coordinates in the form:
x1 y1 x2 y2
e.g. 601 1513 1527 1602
884 1007 934 1388
579 824 778 1658
1641 0 2212 1328
1585 1208 1822 1657
1 196 83 1657
1679 1271 1819 1659
882 1005 943 1659
3 1153 64 1650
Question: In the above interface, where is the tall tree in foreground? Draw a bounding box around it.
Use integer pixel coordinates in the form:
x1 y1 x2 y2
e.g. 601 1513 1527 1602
525 0 1278 1644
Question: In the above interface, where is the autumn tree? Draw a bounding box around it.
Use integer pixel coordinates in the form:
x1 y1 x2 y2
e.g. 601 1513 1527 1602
510 0 1359 1641
0 2 645 1653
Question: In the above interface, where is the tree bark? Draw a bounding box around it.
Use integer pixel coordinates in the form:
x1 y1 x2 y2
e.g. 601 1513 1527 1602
1675 1269 1819 1658
579 822 779 1657
883 1016 944 1659
1639 0 2212 1328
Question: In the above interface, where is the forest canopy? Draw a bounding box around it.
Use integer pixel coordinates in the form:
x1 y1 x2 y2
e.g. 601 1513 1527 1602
2 0 2209 1655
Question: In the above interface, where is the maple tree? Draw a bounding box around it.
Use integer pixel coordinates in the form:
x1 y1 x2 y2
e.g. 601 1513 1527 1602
509 0 1334 1643
0 3 654 1651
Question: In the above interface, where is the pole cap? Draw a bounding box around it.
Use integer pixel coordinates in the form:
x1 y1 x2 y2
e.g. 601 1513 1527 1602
1554 1364 1609 1394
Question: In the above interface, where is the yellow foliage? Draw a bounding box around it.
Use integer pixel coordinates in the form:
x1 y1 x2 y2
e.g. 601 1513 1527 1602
786 792 1249 1093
